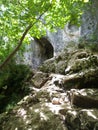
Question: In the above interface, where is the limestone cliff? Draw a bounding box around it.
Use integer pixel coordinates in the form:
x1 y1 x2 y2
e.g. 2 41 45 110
23 0 98 69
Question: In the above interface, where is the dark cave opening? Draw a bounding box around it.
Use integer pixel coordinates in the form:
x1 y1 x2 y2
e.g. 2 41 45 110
34 37 54 61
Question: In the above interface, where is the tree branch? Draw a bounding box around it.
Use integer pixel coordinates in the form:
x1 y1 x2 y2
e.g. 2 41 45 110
0 7 50 70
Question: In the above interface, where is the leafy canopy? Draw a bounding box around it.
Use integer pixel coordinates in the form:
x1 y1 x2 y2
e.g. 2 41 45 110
0 0 89 62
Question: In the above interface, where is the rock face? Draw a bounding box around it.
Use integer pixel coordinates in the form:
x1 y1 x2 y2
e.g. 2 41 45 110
29 24 80 68
80 1 98 40
24 0 98 69
1 48 98 130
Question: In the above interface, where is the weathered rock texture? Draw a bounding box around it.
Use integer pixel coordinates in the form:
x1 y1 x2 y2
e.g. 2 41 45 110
1 2 98 129
1 48 98 130
80 1 98 40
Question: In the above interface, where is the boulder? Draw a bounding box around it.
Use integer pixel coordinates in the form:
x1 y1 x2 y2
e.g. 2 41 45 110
39 49 69 74
70 89 98 108
64 89 98 129
31 71 49 88
65 109 98 130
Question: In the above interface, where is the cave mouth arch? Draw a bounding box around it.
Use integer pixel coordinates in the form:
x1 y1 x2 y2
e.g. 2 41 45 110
34 37 54 60
34 37 54 65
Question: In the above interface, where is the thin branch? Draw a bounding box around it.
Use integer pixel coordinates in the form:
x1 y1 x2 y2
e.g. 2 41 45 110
0 11 48 70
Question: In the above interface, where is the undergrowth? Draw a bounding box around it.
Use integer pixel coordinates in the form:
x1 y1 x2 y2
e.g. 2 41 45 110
0 62 32 113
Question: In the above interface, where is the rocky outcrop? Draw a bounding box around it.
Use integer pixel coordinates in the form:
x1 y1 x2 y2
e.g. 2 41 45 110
1 48 98 130
65 108 98 130
39 49 98 88
31 71 49 88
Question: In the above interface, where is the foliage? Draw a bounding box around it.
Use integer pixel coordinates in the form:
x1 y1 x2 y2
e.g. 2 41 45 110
0 0 90 113
0 0 89 65
78 38 98 52
0 61 32 113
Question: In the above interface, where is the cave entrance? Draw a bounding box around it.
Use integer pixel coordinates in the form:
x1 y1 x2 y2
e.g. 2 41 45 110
33 37 54 67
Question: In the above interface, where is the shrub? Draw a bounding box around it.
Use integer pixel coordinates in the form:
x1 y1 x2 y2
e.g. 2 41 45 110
0 62 32 113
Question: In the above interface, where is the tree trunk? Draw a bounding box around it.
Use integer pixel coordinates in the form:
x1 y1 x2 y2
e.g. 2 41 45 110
0 24 32 70
0 9 51 70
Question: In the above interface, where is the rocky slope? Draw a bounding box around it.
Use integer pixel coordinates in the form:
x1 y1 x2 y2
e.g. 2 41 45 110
1 48 98 130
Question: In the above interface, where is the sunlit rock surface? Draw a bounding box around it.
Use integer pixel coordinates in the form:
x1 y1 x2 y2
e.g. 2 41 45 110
40 49 98 89
1 48 98 130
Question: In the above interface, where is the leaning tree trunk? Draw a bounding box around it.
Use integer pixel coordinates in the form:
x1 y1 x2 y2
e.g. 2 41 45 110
0 24 32 70
0 12 46 70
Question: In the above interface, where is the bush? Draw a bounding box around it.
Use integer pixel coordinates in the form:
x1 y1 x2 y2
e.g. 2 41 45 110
0 62 32 113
